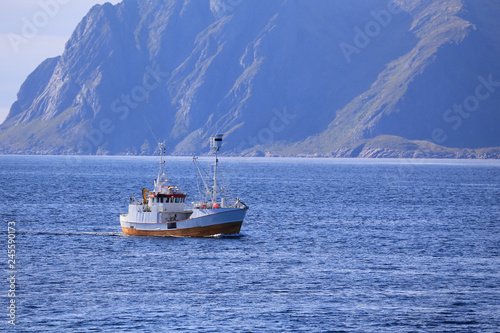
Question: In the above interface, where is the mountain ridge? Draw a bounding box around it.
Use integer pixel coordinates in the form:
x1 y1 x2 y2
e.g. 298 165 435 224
1 0 499 158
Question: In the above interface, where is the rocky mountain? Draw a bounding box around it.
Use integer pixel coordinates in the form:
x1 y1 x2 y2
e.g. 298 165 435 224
1 0 499 157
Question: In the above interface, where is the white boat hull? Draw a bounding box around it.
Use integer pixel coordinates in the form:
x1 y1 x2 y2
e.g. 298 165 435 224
120 207 247 237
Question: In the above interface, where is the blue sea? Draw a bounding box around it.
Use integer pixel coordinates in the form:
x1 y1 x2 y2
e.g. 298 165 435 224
1 155 499 332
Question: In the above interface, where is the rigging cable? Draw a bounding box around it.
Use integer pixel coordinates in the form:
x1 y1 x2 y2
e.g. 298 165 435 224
140 111 160 146
193 158 203 202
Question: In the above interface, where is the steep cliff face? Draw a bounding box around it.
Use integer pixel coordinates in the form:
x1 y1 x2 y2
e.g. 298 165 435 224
0 0 499 157
370 0 500 149
282 0 500 157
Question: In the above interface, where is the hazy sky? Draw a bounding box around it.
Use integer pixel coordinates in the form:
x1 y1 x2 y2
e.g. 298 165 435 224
0 0 122 124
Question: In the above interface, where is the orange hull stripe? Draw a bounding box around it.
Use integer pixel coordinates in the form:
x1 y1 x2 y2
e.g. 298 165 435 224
121 221 242 237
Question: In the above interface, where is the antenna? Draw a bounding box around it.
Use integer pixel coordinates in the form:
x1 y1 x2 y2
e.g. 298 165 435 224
209 134 223 203
156 142 166 192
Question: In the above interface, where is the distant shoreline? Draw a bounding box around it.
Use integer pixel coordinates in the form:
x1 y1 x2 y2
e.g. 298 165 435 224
1 152 499 160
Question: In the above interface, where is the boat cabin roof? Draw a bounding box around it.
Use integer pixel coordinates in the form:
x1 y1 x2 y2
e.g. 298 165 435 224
149 193 186 198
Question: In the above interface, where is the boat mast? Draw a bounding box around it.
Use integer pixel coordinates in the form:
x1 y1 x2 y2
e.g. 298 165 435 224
210 134 223 203
156 142 165 193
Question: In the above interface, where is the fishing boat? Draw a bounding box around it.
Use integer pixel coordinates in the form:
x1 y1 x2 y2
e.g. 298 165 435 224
120 134 248 237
